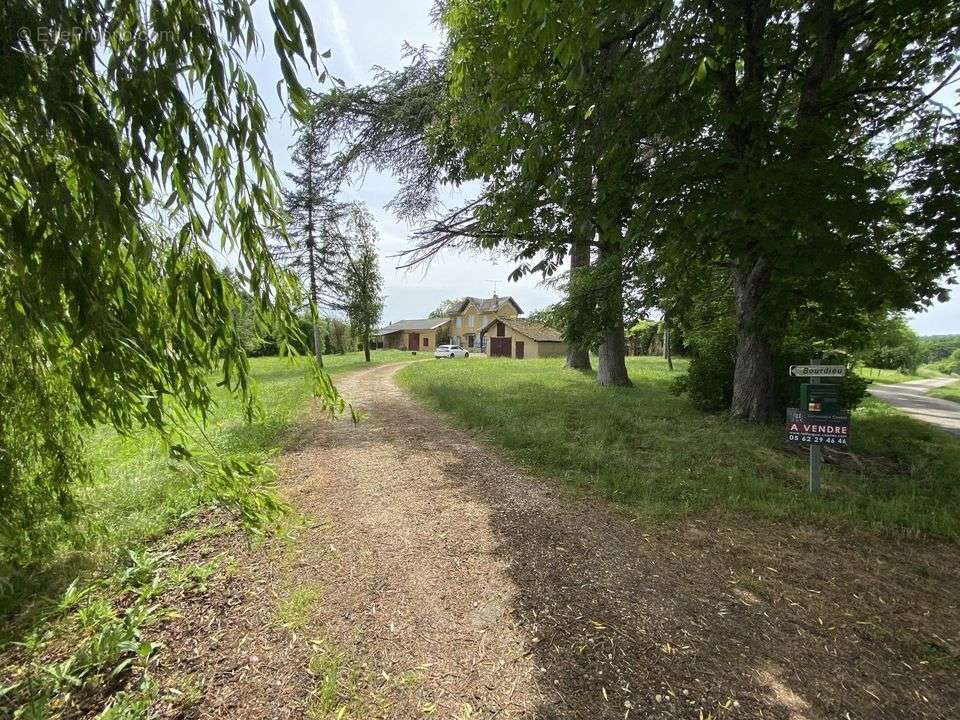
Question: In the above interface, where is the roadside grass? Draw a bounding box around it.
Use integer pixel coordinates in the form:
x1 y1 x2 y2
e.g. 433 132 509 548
856 364 945 384
397 356 960 540
1 350 412 718
1 350 411 622
929 381 960 404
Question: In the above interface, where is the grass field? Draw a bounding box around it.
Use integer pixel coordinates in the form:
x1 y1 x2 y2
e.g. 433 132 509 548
856 364 945 384
930 380 960 404
398 356 960 539
1 350 411 619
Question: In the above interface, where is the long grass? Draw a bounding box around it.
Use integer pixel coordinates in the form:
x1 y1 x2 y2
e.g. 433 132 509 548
397 356 960 539
929 381 960 404
1 350 411 620
856 364 945 384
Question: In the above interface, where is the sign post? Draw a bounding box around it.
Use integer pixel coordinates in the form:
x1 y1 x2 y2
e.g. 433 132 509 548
784 361 849 495
808 360 822 494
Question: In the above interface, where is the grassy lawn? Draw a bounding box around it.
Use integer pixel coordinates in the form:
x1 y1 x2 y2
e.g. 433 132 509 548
1 350 411 619
856 364 945 384
930 380 960 403
398 356 960 539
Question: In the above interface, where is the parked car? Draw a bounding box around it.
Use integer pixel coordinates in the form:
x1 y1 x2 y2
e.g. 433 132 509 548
435 344 469 359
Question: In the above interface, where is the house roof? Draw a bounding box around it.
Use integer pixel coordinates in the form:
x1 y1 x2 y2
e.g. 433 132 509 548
456 295 524 315
479 317 564 343
376 318 450 335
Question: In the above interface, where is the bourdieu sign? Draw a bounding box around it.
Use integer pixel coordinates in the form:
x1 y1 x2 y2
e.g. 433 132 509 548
789 365 846 377
785 409 850 446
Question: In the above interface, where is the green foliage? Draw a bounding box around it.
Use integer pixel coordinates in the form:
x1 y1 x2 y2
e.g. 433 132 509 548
860 315 924 374
1 551 176 718
341 208 385 359
399 357 960 539
921 335 960 363
429 298 463 319
670 318 738 412
937 349 960 375
673 318 869 414
0 0 347 563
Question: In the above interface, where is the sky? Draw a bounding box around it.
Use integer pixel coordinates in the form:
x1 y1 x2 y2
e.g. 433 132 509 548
245 0 958 335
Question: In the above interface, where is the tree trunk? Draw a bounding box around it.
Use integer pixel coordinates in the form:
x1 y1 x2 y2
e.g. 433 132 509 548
306 241 324 368
596 237 631 387
731 258 774 422
364 336 370 362
663 312 673 371
565 235 592 370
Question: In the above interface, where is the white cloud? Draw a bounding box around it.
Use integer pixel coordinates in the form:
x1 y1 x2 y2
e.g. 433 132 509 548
326 0 361 80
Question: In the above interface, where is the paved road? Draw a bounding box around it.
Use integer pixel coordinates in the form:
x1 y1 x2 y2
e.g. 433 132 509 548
868 377 960 437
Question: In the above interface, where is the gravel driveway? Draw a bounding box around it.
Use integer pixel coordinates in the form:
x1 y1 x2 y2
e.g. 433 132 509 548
267 362 960 719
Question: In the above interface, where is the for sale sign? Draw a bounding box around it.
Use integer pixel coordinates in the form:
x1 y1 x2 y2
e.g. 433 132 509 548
785 408 850 446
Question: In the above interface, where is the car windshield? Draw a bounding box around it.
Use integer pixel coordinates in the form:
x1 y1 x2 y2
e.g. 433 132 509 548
437 345 450 350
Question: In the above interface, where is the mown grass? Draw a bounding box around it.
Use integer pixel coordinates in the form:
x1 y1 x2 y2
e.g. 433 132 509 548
397 356 960 539
1 350 411 621
856 365 945 384
929 381 960 404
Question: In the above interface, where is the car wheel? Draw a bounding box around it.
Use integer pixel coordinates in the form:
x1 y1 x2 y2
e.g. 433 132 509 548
464 352 469 357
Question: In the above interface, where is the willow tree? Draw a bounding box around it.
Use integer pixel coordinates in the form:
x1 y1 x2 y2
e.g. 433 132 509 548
0 0 338 563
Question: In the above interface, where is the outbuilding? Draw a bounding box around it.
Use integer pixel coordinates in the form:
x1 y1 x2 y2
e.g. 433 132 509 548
478 318 567 359
375 318 450 351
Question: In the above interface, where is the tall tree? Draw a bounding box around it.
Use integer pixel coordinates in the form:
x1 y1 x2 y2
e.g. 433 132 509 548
275 105 347 368
340 207 385 362
636 0 960 420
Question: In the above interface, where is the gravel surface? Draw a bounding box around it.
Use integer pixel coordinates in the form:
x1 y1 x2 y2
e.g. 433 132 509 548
151 361 960 719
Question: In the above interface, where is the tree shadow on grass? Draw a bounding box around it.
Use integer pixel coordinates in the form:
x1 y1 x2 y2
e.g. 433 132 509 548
428 444 960 719
388 365 960 718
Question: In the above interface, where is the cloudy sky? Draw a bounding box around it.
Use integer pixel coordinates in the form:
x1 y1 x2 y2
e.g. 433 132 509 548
246 0 958 334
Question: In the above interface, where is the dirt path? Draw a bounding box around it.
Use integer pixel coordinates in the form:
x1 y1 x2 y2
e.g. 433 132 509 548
869 377 960 437
279 362 960 719
153 361 960 719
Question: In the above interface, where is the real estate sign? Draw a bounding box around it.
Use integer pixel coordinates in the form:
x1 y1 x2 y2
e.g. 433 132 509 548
785 408 850 446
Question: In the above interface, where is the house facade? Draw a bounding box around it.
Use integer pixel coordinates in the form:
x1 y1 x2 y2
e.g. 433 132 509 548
448 296 522 350
375 295 524 352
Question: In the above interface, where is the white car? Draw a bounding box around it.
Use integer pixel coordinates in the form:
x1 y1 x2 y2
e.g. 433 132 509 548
434 344 469 358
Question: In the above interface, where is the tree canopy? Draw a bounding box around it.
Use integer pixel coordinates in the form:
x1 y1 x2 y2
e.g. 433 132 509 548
0 0 336 562
314 0 959 420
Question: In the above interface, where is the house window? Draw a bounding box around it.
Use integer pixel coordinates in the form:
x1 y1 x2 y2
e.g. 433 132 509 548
479 314 488 327
468 314 474 327
455 317 462 330
423 337 429 347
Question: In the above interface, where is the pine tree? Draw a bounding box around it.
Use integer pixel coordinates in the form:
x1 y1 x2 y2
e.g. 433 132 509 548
274 107 347 367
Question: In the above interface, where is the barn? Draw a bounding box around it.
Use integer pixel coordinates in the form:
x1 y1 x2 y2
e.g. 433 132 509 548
478 318 567 359
375 318 450 351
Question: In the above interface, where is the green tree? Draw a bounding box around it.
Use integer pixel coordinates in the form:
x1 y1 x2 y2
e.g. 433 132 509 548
341 208 385 362
860 314 924 374
429 298 463 319
274 103 349 368
634 1 960 421
0 0 337 563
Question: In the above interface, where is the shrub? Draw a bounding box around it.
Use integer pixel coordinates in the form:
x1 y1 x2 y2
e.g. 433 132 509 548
672 320 869 417
670 317 737 412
